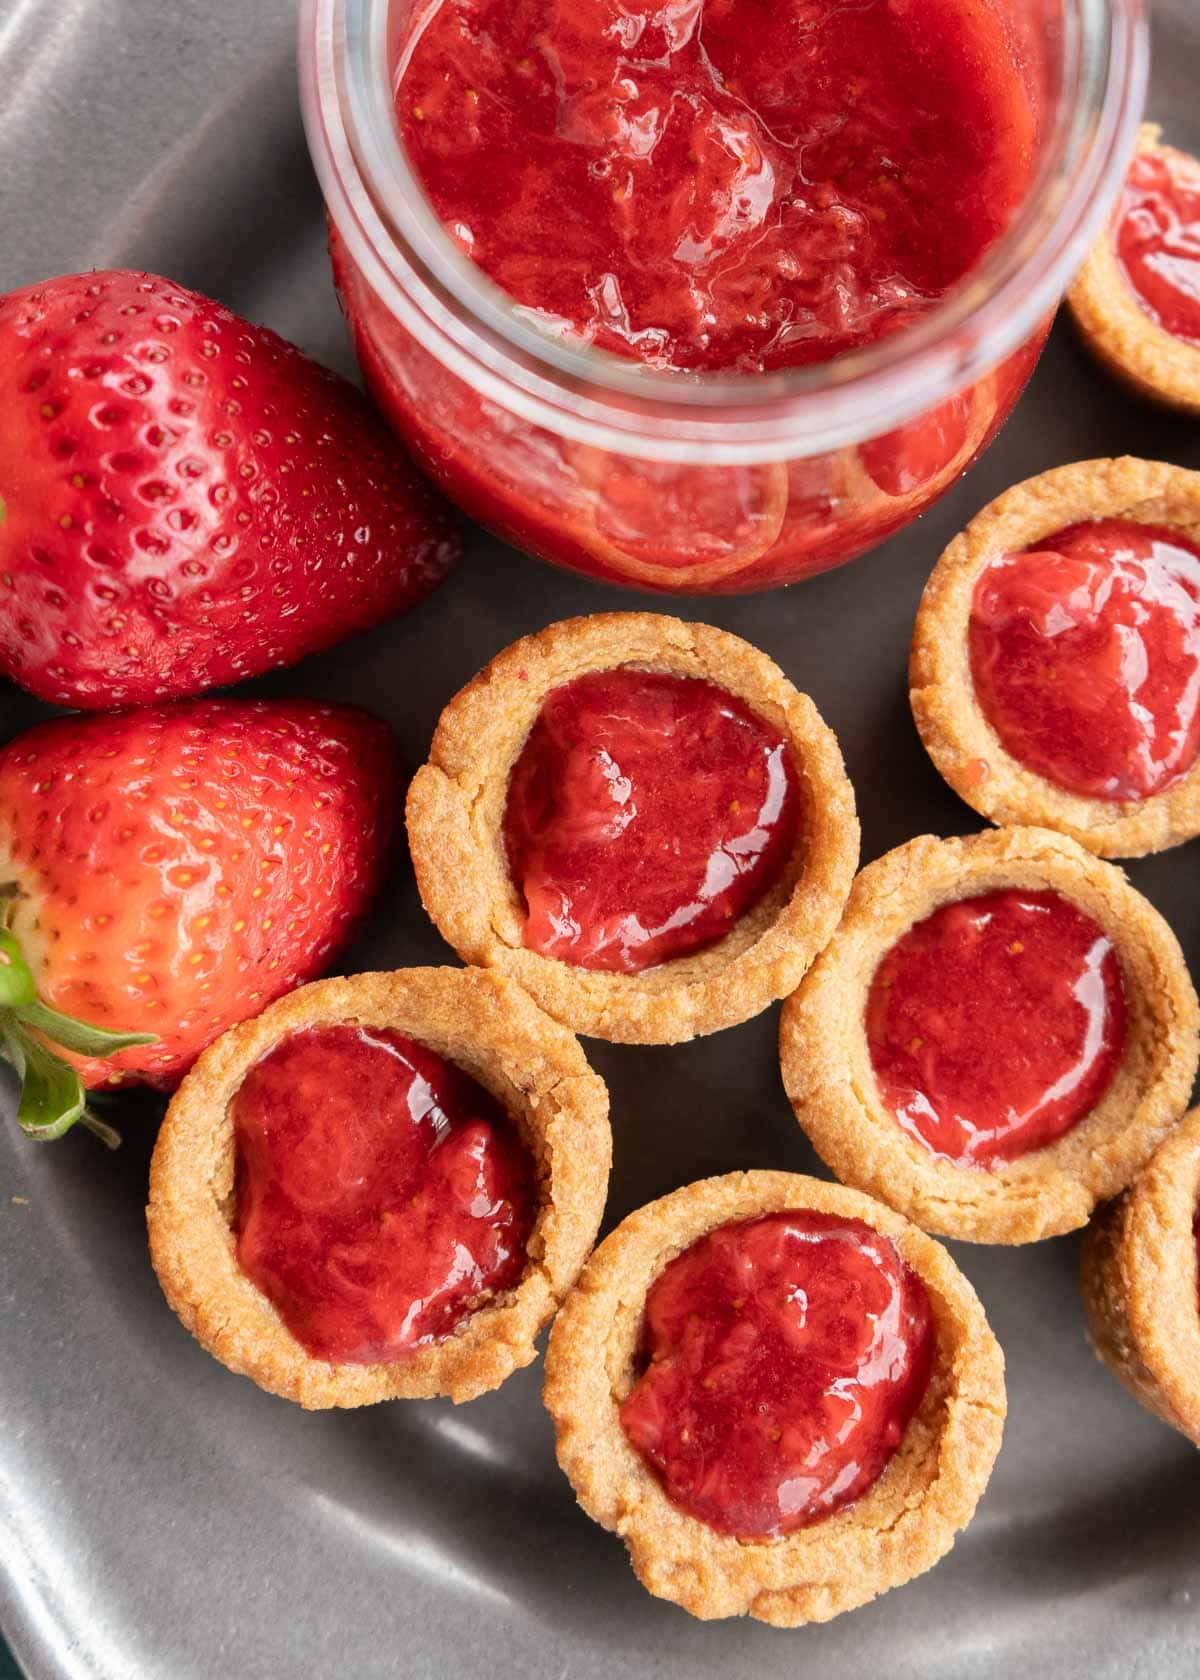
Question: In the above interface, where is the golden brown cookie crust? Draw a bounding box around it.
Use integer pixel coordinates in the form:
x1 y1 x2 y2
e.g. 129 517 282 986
147 967 611 1408
1080 1106 1200 1444
779 827 1200 1245
1067 125 1200 414
911 457 1200 857
543 1170 1004 1625
406 612 860 1045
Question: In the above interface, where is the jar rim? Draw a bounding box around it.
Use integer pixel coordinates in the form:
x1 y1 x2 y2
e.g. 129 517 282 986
301 0 1148 462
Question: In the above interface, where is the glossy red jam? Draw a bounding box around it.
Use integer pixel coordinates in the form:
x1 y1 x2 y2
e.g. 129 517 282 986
1115 148 1200 347
336 229 1043 593
619 1210 934 1539
969 520 1200 801
232 1025 535 1364
503 668 800 973
398 0 1034 376
866 890 1127 1167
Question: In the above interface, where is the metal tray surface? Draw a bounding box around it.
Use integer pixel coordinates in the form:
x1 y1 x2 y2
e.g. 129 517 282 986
2 2 1199 1676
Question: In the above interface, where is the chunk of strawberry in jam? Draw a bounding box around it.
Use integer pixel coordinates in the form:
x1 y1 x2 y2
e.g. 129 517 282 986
502 668 800 973
865 889 1127 1167
233 1025 535 1364
620 1210 934 1539
969 520 1200 801
1115 147 1200 348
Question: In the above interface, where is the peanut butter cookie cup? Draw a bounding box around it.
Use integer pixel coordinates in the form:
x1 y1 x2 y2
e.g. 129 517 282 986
148 967 610 1407
407 612 859 1044
780 828 1199 1244
1081 1106 1200 1446
911 457 1200 857
544 1170 1004 1625
1068 125 1200 414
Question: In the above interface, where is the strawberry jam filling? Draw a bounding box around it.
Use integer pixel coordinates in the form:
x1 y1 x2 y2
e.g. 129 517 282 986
503 668 800 973
969 520 1200 802
619 1211 934 1539
232 1025 535 1364
866 889 1127 1167
1115 148 1200 348
396 0 1034 375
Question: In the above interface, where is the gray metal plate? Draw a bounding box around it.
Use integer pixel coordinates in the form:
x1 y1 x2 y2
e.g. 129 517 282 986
1 1 1199 1676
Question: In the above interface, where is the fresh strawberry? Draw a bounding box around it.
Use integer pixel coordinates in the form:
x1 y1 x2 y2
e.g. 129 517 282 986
0 698 396 1141
0 270 459 710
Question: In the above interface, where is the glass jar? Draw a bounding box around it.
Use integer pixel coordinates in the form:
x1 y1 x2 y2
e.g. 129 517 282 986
301 0 1147 596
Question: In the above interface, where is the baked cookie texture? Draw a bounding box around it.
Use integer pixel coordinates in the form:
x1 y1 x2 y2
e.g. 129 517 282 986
1081 1106 1200 1445
147 967 611 1408
780 827 1200 1245
543 1170 1004 1625
1067 125 1200 414
406 612 859 1044
911 457 1200 857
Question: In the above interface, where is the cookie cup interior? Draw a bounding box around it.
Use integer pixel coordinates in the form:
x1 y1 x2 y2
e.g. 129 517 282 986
406 611 859 1045
147 967 611 1407
910 456 1200 858
1081 1105 1200 1443
1067 126 1200 415
780 828 1200 1244
543 1169 1004 1626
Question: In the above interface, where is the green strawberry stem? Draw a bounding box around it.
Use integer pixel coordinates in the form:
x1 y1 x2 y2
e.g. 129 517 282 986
0 928 36 1008
0 925 155 1145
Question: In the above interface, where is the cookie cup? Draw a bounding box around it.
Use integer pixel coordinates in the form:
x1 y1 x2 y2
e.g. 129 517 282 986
543 1170 1004 1625
911 456 1200 857
147 967 611 1408
1067 125 1200 414
1081 1106 1200 1444
407 612 859 1044
780 828 1199 1244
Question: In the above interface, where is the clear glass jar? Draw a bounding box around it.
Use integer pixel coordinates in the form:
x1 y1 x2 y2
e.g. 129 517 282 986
301 0 1147 596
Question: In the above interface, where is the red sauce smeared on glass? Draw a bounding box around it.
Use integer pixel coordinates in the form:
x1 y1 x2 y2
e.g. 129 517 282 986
969 520 1200 802
503 668 800 973
866 890 1127 1168
1115 148 1200 348
233 1025 535 1364
397 0 1035 374
619 1210 934 1539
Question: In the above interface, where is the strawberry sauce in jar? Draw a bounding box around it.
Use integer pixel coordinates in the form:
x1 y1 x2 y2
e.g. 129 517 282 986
305 0 1146 592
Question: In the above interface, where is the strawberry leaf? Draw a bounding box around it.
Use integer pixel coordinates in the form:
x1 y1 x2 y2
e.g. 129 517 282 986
0 928 153 1145
0 929 36 1010
0 934 154 1142
79 1109 123 1151
1 1022 88 1142
17 1000 156 1058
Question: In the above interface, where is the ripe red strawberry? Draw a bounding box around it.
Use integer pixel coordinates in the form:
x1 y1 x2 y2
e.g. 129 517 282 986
0 698 396 1141
0 270 459 710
